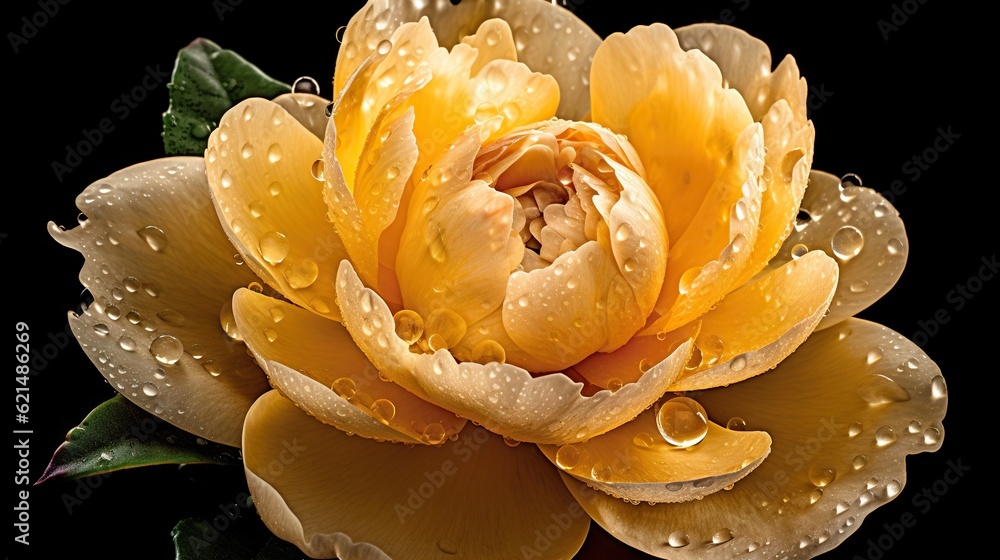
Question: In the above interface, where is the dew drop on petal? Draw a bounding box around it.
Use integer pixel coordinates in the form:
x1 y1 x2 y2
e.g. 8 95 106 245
138 226 168 252
656 397 709 447
259 231 290 265
831 225 864 262
150 334 184 365
393 310 424 345
423 423 447 445
331 377 357 399
556 444 581 470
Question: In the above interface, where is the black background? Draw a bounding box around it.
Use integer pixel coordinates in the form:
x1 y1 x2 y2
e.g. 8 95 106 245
6 0 986 559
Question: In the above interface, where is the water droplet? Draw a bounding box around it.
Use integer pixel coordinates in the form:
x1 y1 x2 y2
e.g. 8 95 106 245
503 435 521 447
311 159 325 181
437 539 457 555
591 462 613 481
240 142 255 159
907 420 922 434
887 237 904 255
885 479 902 498
423 423 447 445
790 243 809 260
656 397 709 447
726 417 747 431
425 308 466 349
142 382 158 397
848 421 863 437
311 298 332 314
607 377 623 392
810 488 824 504
118 336 137 352
853 455 867 470
191 122 212 138
923 427 941 445
875 425 897 447
292 76 320 95
696 333 724 366
136 225 168 252
156 309 186 326
150 334 184 365
472 339 506 365
370 399 395 423
678 267 700 295
632 432 655 448
259 231 290 265
282 258 319 288
377 39 392 55
265 143 283 163
729 354 747 372
332 377 357 399
220 301 242 340
126 311 140 324
264 328 278 343
93 323 110 336
556 444 581 470
203 361 222 376
712 529 734 544
667 531 689 548
859 374 911 404
930 375 946 399
614 223 633 242
831 225 864 262
808 466 836 487
393 310 424 345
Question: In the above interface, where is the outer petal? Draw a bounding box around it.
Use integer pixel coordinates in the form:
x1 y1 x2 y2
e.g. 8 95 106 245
206 99 349 321
564 319 947 559
273 92 330 139
50 158 268 446
232 289 466 444
244 391 589 559
336 0 601 119
337 260 692 444
772 170 908 329
539 411 771 504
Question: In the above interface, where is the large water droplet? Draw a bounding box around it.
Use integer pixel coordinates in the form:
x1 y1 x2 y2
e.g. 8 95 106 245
808 465 837 487
138 226 168 252
142 382 159 397
712 529 734 544
726 417 747 431
203 361 222 376
848 421 863 438
150 334 184 365
729 354 747 372
556 444 581 470
370 399 395 423
667 531 689 548
923 427 941 445
632 432 655 448
831 225 864 262
393 310 424 345
425 308 466 349
887 238 904 255
283 258 319 288
264 328 278 343
118 336 137 352
874 425 897 447
656 397 709 448
259 231 290 265
859 374 911 404
423 423 446 445
93 323 110 336
471 339 505 365
332 377 357 399
930 375 946 399
292 76 320 95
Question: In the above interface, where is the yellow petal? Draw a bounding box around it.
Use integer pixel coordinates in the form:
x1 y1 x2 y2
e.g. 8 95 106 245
461 18 517 75
573 321 700 390
397 123 513 328
670 250 838 391
206 99 348 321
337 260 691 444
676 24 815 287
49 158 268 446
232 289 465 444
336 0 601 120
564 319 947 559
272 92 330 139
244 391 589 559
539 410 770 504
773 171 908 329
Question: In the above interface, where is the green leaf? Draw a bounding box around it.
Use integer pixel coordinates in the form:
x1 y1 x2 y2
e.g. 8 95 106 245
162 38 290 156
36 395 240 483
171 519 305 560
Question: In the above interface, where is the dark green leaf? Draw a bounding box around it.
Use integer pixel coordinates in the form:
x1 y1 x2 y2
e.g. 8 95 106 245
36 395 240 483
171 518 305 560
253 538 307 560
162 38 290 155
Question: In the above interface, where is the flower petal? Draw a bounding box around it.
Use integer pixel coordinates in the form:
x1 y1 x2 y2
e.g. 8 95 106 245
49 158 268 446
337 260 691 444
232 289 465 444
773 170 908 329
670 249 838 391
539 410 770 504
397 122 514 328
206 99 348 321
563 318 947 559
460 18 518 75
336 0 601 120
573 321 700 390
244 390 589 559
675 24 815 287
272 92 330 139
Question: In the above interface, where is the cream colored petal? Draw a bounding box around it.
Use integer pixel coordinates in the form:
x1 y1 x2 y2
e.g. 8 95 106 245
397 123 513 328
273 92 330 139
461 18 517 75
206 99 348 321
337 260 691 444
591 23 755 244
244 391 589 559
675 24 814 287
772 170 908 329
644 123 765 333
573 321 700 390
565 318 947 559
336 0 601 119
670 250 838 391
232 289 465 444
49 158 268 446
540 410 770 504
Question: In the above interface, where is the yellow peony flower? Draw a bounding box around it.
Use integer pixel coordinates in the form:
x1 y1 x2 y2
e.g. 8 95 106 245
50 0 948 558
